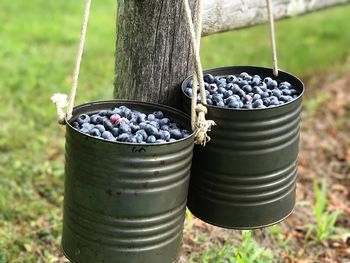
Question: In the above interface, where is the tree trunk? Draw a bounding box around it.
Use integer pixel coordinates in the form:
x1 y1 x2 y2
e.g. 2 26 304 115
114 0 350 107
114 0 194 109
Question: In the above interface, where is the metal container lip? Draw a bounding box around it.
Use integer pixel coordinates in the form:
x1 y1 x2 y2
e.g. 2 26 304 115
65 99 195 146
181 65 305 112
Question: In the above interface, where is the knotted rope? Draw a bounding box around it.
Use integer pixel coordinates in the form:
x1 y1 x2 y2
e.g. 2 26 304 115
51 0 91 124
266 0 279 76
183 0 216 146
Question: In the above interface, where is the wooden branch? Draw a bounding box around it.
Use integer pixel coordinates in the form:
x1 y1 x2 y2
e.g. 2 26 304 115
202 0 350 36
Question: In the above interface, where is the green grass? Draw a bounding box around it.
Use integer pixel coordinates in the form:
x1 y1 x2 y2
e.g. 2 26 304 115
190 231 273 263
305 178 348 244
0 0 349 261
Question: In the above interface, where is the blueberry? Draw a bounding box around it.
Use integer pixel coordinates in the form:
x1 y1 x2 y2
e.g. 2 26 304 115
272 89 282 98
145 124 159 136
103 120 114 131
237 89 246 98
262 98 271 106
106 110 115 117
290 89 298 95
90 128 101 137
135 133 144 143
130 124 140 133
82 123 94 131
136 129 148 140
184 88 192 97
227 100 240 108
111 127 119 137
119 123 131 134
251 77 261 86
146 135 157 143
252 86 263 95
161 125 170 131
147 114 156 121
96 116 107 125
159 130 171 141
112 108 123 116
233 95 241 101
149 121 160 129
170 129 182 139
267 80 278 89
282 89 292 96
102 131 115 141
253 94 261 101
226 75 237 83
95 124 106 134
139 122 147 130
187 80 193 88
237 79 249 87
224 90 233 99
218 87 226 94
240 72 252 80
279 84 289 90
155 139 166 144
216 101 225 107
204 74 215 84
280 81 292 88
123 108 133 119
90 114 100 124
238 101 244 108
153 111 164 119
117 133 130 142
242 85 253 93
231 84 240 94
99 110 108 117
127 136 138 144
243 103 253 109
206 99 213 105
72 122 80 129
243 95 253 103
118 117 130 125
182 130 191 138
260 92 269 99
212 94 223 103
252 99 264 108
77 114 90 125
136 113 147 123
208 83 218 94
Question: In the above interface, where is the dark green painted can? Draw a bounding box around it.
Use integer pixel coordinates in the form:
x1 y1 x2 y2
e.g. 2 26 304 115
182 66 304 229
62 100 194 263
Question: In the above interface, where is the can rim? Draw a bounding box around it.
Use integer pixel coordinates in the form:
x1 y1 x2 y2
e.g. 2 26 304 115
181 65 305 112
65 99 195 146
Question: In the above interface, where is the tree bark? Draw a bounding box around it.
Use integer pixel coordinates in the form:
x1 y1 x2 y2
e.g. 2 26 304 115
202 0 350 36
114 0 194 108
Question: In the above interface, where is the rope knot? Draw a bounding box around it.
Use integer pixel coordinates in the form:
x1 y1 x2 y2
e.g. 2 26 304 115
194 104 216 146
195 104 207 114
51 93 68 125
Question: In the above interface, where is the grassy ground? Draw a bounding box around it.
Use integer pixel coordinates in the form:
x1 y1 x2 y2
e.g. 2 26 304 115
0 0 349 262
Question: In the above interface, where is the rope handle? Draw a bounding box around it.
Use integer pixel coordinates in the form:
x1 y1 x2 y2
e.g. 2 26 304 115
183 0 216 146
266 0 278 76
51 0 91 124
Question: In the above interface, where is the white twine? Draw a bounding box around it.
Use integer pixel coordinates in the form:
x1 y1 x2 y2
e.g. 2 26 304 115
51 0 91 124
266 0 279 76
183 0 215 146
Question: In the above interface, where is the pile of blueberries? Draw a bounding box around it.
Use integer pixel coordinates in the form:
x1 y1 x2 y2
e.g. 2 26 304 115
72 106 191 144
184 72 300 109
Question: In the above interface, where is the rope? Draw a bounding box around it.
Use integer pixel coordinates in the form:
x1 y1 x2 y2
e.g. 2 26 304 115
183 0 215 146
51 0 92 124
266 0 278 76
